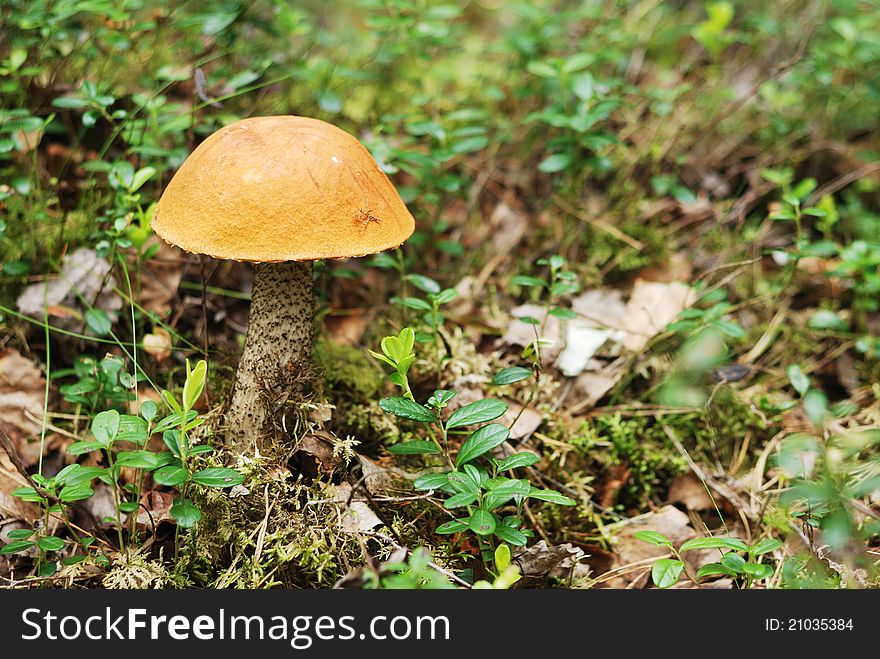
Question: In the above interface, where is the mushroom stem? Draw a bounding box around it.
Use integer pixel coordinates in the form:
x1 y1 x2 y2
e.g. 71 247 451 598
225 261 314 451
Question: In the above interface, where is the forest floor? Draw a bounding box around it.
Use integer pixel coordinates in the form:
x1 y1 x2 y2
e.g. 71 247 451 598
1 1 879 589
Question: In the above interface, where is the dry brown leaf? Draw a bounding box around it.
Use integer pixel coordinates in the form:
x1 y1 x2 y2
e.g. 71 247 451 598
667 473 714 511
16 247 121 327
0 349 57 467
571 288 628 329
622 279 696 351
0 455 40 525
142 327 172 361
326 483 383 533
135 490 175 528
572 360 626 410
357 455 395 496
490 202 528 252
513 540 584 577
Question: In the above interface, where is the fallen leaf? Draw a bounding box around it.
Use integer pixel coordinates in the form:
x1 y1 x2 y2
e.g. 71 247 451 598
490 202 528 252
357 455 395 496
0 455 40 526
555 324 617 377
327 483 383 533
513 540 585 577
135 490 175 528
142 327 172 361
667 473 714 511
0 349 58 467
16 248 121 329
295 430 345 478
572 359 626 409
498 403 542 441
571 289 627 329
622 279 696 351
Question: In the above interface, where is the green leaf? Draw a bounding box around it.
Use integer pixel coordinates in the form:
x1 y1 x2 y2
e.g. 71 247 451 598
743 562 774 580
511 275 546 288
436 519 469 534
749 538 783 556
721 552 746 574
456 423 509 466
162 429 182 457
170 498 202 528
0 540 36 555
413 473 450 490
495 543 511 571
191 468 244 488
406 274 441 294
808 310 847 331
397 296 432 311
483 478 530 510
37 536 65 552
153 466 188 487
495 452 540 471
651 558 684 588
679 537 748 553
528 487 576 506
91 409 120 447
140 400 158 423
446 471 479 494
787 364 810 396
696 563 737 580
118 502 139 513
549 307 577 320
12 487 42 502
634 530 673 548
492 367 533 386
115 451 160 470
468 509 497 536
84 308 112 336
388 440 441 456
803 389 828 425
67 441 103 456
444 492 479 509
493 525 528 546
6 529 35 540
379 397 437 423
538 153 573 173
446 399 508 429
432 289 458 305
183 359 207 411
58 484 94 502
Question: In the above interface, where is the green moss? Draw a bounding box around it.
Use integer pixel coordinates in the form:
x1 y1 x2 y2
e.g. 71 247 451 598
314 338 383 401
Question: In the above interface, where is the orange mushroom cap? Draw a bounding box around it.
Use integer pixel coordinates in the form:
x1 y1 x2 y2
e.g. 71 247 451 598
152 115 415 262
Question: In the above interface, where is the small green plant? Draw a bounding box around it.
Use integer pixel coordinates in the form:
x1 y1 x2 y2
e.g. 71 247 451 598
472 543 522 589
391 273 459 366
57 355 136 414
1 359 244 574
512 254 580 366
371 328 575 567
776 427 880 587
366 548 455 590
635 531 782 589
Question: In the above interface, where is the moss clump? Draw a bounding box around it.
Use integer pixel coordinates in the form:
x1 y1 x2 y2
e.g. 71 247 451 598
314 338 383 401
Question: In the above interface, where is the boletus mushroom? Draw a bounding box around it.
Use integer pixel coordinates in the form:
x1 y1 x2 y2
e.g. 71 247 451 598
152 116 414 451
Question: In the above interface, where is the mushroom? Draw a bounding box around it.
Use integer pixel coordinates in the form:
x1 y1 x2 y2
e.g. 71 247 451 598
152 116 415 451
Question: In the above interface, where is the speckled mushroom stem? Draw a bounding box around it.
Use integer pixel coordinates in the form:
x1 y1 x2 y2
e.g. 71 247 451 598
225 261 313 451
